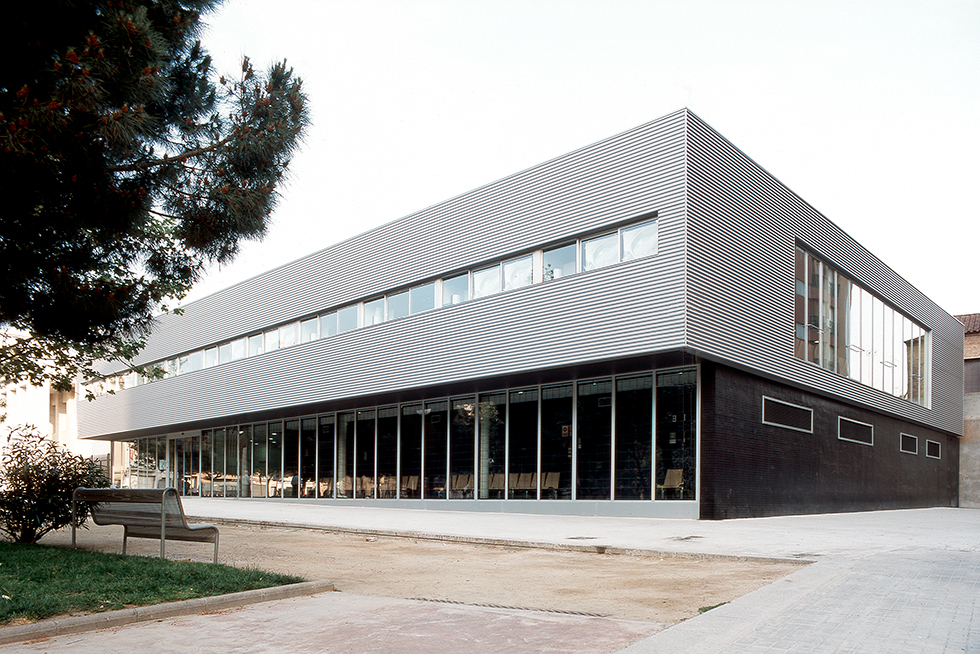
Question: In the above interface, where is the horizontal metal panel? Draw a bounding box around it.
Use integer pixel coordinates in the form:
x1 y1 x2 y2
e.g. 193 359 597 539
79 203 688 438
681 112 963 435
120 110 690 368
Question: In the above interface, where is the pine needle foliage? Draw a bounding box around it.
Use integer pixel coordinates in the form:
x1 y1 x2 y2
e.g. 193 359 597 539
0 0 309 393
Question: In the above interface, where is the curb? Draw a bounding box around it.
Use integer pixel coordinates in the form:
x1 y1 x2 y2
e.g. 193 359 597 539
0 578 334 646
190 516 812 566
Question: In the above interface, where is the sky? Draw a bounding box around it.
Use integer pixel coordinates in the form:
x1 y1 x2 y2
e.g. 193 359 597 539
185 0 980 317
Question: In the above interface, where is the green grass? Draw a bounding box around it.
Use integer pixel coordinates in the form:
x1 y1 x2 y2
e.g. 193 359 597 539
0 542 304 625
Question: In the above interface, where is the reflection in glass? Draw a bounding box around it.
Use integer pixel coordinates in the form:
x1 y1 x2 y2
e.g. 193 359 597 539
820 263 835 372
449 398 475 499
656 369 696 501
577 380 611 500
424 401 448 498
794 247 807 359
205 347 218 368
218 343 231 365
582 232 618 271
317 415 335 498
615 375 653 499
621 220 658 260
411 283 436 314
283 419 299 498
320 312 338 338
264 327 280 352
301 318 319 342
356 410 376 498
337 413 354 498
267 421 283 498
377 407 398 498
279 322 299 349
503 255 533 291
543 243 576 281
400 405 422 499
179 350 203 375
387 291 409 320
236 426 250 498
337 305 358 333
251 422 267 498
807 254 821 366
199 432 211 495
300 418 317 498
442 273 468 305
478 393 506 499
212 428 225 497
508 389 538 499
540 385 572 500
473 265 500 299
248 333 264 357
364 298 385 326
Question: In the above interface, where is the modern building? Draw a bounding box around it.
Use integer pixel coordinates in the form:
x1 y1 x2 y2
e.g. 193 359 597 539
957 313 979 508
78 109 964 519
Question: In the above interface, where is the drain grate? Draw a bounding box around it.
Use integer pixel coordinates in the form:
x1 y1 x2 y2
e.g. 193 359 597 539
408 597 608 618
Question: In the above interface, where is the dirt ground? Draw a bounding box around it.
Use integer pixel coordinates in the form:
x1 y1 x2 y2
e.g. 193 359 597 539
45 523 806 625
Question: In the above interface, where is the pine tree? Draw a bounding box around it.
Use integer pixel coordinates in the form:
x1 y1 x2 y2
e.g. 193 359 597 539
0 0 308 394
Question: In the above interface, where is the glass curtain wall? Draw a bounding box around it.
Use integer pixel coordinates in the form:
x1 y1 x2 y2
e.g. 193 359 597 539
355 410 376 498
237 425 250 498
400 405 422 498
377 407 398 498
540 384 572 499
201 430 213 496
508 389 538 499
796 246 929 406
449 397 476 498
423 401 448 499
615 375 653 499
251 423 268 497
267 421 283 497
656 369 697 500
300 418 317 497
337 412 355 498
577 380 612 499
283 419 300 498
317 415 335 498
127 366 698 504
478 393 506 499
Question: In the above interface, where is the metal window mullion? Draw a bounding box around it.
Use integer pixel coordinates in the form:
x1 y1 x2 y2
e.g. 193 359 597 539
536 388 542 501
571 382 578 502
650 372 657 502
609 375 617 500
504 392 510 499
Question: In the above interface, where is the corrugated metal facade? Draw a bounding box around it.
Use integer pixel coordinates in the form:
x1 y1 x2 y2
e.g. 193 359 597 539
78 109 963 440
79 110 690 438
683 113 963 436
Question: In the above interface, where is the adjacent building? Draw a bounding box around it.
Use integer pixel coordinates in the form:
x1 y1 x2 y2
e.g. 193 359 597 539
78 109 964 519
957 313 980 508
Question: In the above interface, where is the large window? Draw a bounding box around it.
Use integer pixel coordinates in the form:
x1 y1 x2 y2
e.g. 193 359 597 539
128 365 700 505
795 246 929 407
105 214 662 396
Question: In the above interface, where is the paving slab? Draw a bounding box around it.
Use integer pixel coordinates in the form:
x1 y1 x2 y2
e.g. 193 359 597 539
3 592 662 654
2 504 978 652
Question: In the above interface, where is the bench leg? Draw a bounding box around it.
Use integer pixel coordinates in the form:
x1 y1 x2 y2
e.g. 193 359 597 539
213 532 219 564
123 530 128 555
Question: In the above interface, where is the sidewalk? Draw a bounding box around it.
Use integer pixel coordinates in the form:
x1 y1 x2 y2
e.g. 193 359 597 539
3 503 979 653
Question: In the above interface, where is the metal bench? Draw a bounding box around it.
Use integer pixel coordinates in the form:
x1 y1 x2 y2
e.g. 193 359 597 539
71 488 219 563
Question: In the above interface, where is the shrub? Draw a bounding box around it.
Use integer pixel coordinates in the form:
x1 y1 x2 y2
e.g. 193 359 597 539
0 427 109 543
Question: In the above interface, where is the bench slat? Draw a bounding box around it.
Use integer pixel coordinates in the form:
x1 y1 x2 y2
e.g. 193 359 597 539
72 487 219 563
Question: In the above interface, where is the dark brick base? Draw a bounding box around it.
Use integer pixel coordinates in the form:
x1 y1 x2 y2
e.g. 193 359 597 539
699 362 959 519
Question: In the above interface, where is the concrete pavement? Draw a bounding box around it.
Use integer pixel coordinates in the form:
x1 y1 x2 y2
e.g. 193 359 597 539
3 503 978 653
